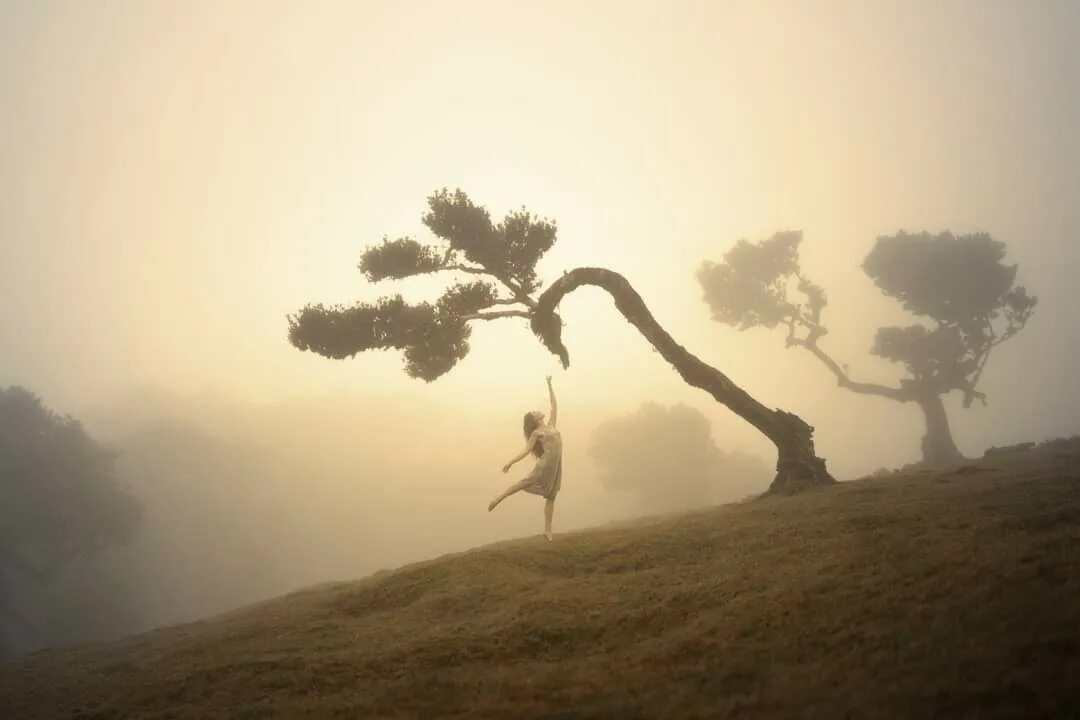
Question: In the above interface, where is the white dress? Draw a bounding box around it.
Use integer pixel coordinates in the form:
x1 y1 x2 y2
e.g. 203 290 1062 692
520 426 563 500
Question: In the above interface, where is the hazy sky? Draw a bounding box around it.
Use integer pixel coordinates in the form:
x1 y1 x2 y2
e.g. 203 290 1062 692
3 0 1079 477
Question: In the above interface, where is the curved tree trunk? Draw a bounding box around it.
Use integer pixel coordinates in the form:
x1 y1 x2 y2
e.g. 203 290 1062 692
532 268 835 494
914 391 965 465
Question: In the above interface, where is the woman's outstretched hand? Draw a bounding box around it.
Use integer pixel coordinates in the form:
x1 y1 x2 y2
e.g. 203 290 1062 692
545 375 553 385
501 463 511 474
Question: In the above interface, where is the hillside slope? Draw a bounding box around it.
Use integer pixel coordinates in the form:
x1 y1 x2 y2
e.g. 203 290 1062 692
3 439 1080 719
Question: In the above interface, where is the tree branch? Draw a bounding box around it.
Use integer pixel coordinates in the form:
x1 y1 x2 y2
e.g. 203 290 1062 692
533 268 788 440
463 310 531 321
780 296 893 397
497 277 537 308
444 263 491 276
960 317 999 408
442 263 537 309
790 339 910 402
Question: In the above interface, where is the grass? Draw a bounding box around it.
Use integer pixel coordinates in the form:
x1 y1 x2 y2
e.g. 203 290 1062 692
2 439 1079 718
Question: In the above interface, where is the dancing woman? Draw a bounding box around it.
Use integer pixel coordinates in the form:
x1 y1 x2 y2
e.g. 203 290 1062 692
488 376 562 541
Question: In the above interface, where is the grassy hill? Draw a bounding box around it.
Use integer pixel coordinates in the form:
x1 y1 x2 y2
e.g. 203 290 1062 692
3 439 1080 719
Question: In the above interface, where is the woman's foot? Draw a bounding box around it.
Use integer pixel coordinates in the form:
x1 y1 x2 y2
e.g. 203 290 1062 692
544 531 553 542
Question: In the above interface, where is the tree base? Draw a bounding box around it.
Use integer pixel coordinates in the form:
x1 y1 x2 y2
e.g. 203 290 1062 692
765 410 836 494
919 443 967 468
768 459 835 494
898 454 969 474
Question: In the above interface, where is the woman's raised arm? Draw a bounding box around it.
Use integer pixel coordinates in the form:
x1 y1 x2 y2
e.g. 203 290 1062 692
546 376 558 427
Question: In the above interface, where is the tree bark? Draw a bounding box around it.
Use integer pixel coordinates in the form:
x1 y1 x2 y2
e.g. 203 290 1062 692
532 268 835 493
913 391 965 465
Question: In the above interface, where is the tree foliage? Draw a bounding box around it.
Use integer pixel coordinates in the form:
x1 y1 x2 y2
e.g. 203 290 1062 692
863 232 1019 323
358 238 445 282
288 189 555 381
697 231 803 330
288 293 480 381
0 386 140 579
863 232 1038 399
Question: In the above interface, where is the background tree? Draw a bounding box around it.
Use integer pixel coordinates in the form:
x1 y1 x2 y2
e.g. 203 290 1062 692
698 231 1037 464
0 386 141 655
590 403 771 512
288 189 834 492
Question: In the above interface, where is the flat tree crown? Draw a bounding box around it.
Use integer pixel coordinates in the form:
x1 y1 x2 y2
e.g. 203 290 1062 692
288 189 556 381
863 232 1037 389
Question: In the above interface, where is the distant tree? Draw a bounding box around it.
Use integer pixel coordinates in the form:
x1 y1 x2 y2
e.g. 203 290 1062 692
0 386 141 654
288 189 834 492
590 403 771 510
698 231 1037 464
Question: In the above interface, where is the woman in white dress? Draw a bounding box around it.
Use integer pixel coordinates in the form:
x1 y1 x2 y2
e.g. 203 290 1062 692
488 376 562 541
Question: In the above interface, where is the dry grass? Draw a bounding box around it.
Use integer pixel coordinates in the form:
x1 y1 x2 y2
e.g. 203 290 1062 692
3 439 1080 719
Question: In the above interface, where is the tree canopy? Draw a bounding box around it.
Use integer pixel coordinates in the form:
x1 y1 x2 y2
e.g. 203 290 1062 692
0 386 141 580
696 231 807 331
289 189 555 381
863 231 1025 323
863 232 1037 402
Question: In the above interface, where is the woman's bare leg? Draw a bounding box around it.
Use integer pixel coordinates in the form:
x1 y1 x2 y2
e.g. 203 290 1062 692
489 479 529 512
543 498 555 541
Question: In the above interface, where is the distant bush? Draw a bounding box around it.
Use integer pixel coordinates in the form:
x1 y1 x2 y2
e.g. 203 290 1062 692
590 403 771 512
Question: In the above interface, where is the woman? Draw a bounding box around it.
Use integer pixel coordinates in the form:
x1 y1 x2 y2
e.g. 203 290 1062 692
488 376 562 541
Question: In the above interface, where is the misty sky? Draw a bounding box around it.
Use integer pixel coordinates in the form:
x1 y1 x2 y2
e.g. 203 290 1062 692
3 0 1080 479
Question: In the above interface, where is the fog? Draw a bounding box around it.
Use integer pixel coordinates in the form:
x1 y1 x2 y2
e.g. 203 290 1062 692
591 403 771 511
7 389 746 653
2 1 1079 652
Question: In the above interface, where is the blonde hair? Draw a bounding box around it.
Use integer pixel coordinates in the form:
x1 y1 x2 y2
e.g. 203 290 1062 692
523 411 545 457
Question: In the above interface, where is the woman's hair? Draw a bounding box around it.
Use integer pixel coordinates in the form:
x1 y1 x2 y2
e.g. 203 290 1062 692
523 411 545 457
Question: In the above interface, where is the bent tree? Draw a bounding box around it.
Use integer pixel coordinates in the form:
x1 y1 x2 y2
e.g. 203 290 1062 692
288 189 834 492
698 231 1037 465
